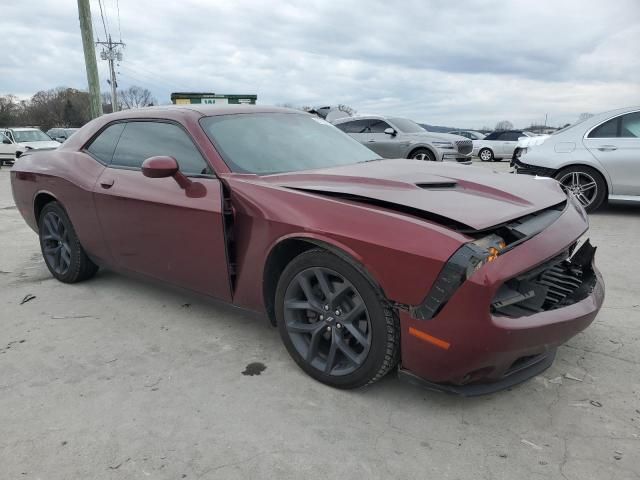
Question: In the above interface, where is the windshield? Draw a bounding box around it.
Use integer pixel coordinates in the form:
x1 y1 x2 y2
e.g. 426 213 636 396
470 131 485 139
200 113 380 174
389 117 425 134
13 129 52 143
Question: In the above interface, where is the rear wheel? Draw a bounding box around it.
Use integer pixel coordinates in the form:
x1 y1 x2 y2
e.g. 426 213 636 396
479 148 494 162
39 202 98 283
275 249 399 389
555 166 606 212
409 148 436 161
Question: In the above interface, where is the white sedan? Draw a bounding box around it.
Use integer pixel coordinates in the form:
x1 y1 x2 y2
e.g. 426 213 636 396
473 130 535 162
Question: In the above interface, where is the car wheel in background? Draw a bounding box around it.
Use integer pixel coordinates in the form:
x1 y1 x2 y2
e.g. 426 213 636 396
38 202 99 283
275 249 399 389
409 148 436 161
555 166 607 212
479 148 494 162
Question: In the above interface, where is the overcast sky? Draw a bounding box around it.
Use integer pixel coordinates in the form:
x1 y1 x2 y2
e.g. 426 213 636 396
2 0 639 128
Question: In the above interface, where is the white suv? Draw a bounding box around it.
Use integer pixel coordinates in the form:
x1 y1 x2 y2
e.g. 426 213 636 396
0 127 60 165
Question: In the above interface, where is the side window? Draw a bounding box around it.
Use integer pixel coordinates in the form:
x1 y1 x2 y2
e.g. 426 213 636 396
620 112 640 138
501 131 522 141
369 120 392 133
589 117 619 138
112 121 211 175
340 119 371 134
334 122 352 133
86 123 125 164
485 132 499 140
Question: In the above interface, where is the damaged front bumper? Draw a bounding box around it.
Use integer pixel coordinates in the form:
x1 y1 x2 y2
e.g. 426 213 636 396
397 198 605 395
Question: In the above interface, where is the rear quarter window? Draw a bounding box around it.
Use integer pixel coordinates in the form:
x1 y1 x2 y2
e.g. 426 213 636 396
86 123 126 164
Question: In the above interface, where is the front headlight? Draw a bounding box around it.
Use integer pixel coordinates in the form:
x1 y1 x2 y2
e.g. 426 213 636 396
432 141 454 150
411 234 506 320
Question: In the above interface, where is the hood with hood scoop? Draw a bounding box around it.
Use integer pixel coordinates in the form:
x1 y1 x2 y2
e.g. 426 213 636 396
261 160 566 231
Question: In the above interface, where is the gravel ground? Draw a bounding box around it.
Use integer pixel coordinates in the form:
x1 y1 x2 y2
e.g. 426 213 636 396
1 160 639 480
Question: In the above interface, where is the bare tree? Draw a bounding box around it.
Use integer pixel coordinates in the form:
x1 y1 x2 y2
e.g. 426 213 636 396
578 112 594 122
336 104 356 117
118 86 156 109
495 120 514 131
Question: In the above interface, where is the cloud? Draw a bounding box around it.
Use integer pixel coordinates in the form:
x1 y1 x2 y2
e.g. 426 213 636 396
1 0 639 127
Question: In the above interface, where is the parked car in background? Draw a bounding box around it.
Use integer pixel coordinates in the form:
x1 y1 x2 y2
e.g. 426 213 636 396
473 130 535 162
0 132 18 165
514 106 640 211
10 105 603 393
333 115 473 164
47 128 80 143
0 128 60 164
448 130 486 140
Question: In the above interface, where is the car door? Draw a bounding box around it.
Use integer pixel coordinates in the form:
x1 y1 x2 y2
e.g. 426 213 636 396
90 120 232 301
584 111 640 196
366 119 399 158
0 132 17 161
498 131 521 156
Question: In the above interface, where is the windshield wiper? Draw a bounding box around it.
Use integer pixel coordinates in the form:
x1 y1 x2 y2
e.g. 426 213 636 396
357 158 381 163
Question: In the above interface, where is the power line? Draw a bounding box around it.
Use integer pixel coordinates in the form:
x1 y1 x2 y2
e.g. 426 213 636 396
96 0 109 40
115 0 122 42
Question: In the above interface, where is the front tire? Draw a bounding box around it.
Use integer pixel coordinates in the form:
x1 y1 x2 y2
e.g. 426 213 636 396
555 166 606 212
479 148 494 162
275 249 399 389
409 148 436 161
39 202 98 283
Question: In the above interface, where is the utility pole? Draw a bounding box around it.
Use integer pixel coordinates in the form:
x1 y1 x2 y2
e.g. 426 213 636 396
96 35 125 112
77 0 102 119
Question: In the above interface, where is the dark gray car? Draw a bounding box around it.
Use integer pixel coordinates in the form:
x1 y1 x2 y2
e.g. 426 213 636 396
333 115 472 164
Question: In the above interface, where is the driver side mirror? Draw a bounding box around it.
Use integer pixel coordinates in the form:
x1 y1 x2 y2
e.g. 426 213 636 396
384 127 397 136
141 155 191 189
2 138 12 145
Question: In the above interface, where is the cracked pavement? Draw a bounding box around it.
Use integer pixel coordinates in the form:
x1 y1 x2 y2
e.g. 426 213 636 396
1 161 639 479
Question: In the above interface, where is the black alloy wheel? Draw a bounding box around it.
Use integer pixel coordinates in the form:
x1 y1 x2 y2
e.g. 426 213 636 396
276 249 399 389
38 202 99 283
41 210 72 276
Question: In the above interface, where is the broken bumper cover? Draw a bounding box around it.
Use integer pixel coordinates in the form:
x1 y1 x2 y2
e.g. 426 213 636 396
398 199 605 395
398 348 557 396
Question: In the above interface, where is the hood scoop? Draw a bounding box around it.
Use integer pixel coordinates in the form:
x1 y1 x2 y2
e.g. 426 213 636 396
416 181 457 189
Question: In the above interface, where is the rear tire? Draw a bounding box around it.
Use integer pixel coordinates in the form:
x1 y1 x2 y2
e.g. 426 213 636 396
409 148 436 161
479 148 494 162
555 166 607 212
275 249 399 389
38 202 98 283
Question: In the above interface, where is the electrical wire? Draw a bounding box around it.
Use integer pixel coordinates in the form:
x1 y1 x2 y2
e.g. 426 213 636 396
96 0 109 40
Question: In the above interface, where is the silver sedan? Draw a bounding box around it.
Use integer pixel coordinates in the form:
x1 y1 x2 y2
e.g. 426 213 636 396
333 115 473 164
514 106 640 211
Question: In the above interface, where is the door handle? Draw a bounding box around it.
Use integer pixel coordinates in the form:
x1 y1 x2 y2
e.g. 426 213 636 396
367 140 376 143
597 145 617 151
100 178 115 189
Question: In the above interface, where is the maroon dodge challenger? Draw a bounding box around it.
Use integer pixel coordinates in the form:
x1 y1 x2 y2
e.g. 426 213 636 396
10 105 604 395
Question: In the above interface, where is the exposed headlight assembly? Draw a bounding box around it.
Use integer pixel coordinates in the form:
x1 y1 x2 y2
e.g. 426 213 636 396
411 234 506 320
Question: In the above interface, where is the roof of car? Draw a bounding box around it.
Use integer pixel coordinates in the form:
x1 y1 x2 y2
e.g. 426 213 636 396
102 104 299 120
332 114 390 124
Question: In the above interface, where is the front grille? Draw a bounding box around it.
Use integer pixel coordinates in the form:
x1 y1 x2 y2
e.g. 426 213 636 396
491 240 597 317
455 140 473 155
